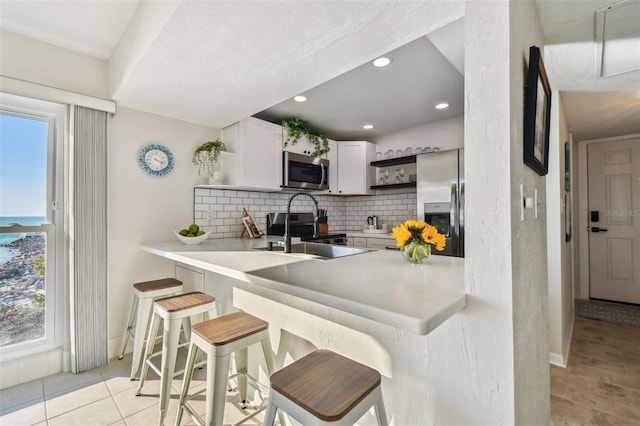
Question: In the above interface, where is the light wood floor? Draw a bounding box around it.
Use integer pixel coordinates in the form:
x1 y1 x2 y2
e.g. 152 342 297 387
551 315 640 425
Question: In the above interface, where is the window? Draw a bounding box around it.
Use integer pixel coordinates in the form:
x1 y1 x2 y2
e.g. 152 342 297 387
0 94 66 357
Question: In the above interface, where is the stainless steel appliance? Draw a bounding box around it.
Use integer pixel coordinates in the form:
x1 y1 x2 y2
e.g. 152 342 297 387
417 148 464 257
266 212 346 245
282 152 329 190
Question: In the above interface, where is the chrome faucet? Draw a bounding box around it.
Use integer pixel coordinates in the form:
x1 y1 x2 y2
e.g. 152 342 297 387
284 192 320 253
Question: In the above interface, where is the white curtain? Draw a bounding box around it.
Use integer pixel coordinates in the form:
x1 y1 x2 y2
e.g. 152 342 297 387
69 105 108 373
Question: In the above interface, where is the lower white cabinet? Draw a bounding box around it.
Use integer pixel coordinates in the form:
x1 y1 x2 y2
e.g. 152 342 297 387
349 236 396 250
366 237 396 250
352 237 367 248
175 263 204 292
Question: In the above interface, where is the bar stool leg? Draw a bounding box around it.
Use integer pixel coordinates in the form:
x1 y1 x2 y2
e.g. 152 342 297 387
175 341 199 426
118 293 137 360
235 347 248 406
159 318 183 426
206 352 231 426
374 390 389 426
136 313 161 395
130 296 155 379
263 400 277 426
260 338 287 426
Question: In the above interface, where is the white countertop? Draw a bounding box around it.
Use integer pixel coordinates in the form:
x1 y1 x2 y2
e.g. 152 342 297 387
141 237 466 335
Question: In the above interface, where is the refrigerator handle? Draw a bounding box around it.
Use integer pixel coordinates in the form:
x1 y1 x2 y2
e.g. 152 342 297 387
459 182 465 257
450 183 458 255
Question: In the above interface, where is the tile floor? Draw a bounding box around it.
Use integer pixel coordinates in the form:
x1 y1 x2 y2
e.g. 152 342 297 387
0 350 264 426
551 316 640 425
3 314 639 426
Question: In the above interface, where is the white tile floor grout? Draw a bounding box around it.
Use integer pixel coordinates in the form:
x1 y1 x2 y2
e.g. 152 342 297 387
0 352 265 426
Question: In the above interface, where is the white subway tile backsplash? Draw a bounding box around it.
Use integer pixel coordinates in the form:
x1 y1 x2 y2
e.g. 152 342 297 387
193 188 416 239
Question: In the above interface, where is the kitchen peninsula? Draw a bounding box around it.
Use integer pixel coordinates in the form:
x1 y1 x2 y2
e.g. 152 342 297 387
141 238 466 424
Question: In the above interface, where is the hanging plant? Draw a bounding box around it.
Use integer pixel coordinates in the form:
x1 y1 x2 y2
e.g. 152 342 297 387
192 138 226 176
281 118 330 157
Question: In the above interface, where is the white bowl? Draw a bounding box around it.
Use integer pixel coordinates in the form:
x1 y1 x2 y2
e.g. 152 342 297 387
174 230 211 245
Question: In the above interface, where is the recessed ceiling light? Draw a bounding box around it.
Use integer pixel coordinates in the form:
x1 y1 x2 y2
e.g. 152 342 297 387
293 95 307 102
363 124 374 129
435 103 449 110
372 57 391 68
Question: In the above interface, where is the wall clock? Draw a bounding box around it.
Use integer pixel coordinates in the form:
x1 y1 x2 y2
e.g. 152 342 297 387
138 144 174 176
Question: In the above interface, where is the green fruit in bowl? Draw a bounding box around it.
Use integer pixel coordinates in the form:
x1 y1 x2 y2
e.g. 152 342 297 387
196 231 205 236
179 229 189 236
188 224 199 234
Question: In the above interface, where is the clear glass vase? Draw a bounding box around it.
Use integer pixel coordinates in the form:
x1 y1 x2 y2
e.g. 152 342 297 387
400 240 431 264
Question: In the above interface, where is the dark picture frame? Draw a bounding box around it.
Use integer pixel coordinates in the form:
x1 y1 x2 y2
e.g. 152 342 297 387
523 46 552 176
564 141 570 191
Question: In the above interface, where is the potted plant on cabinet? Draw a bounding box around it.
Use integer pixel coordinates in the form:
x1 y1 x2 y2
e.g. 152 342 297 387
281 118 330 157
193 138 226 183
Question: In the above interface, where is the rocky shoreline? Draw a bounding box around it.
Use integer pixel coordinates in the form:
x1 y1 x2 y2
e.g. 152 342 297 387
0 234 46 346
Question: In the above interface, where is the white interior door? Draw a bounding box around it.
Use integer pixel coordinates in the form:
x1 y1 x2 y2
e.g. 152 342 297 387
587 139 640 304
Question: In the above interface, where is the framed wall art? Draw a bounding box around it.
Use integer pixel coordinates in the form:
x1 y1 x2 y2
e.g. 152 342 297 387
523 46 552 176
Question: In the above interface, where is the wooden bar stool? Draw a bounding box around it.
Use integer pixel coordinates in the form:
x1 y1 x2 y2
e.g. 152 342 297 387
118 278 183 380
264 349 388 426
175 311 283 426
135 291 216 426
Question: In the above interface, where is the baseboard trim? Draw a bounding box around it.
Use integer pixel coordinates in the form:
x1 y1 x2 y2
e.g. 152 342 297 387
549 315 575 368
549 352 566 367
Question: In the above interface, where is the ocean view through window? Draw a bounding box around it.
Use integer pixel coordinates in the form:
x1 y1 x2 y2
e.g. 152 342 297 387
0 112 50 347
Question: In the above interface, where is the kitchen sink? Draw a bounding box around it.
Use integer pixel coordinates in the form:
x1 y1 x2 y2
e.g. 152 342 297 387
255 242 370 260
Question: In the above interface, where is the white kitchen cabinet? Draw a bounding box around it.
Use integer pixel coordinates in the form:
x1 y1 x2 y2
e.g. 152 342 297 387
221 117 282 191
352 237 367 248
326 140 339 194
175 263 204 292
336 141 375 195
366 237 396 250
283 134 315 156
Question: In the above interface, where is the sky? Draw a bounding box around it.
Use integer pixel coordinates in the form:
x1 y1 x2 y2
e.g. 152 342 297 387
0 113 48 217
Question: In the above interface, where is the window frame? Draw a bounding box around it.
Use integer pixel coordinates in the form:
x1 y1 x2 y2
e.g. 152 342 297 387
0 94 68 361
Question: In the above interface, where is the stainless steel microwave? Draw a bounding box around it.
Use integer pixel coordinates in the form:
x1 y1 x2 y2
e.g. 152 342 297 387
282 151 329 190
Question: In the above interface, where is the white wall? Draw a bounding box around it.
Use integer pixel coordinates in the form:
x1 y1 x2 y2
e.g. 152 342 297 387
373 115 464 152
547 91 574 366
0 30 109 99
107 107 219 356
508 2 550 422
460 1 550 424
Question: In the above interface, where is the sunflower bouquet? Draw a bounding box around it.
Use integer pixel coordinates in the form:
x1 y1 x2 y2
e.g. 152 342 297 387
391 220 446 264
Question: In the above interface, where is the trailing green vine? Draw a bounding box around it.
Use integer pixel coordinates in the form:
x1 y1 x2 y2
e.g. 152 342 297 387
281 118 330 157
192 138 226 176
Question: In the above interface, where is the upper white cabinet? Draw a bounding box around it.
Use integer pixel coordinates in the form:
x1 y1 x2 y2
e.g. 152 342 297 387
326 140 339 194
336 141 375 195
221 117 282 191
283 134 316 156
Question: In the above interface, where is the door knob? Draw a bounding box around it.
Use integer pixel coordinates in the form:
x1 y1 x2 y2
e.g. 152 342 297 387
591 227 608 233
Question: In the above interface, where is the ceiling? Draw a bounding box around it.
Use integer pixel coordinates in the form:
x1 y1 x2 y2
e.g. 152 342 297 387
1 0 638 142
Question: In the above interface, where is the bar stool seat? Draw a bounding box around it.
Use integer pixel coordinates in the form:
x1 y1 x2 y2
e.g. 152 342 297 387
176 311 282 426
264 349 388 426
118 278 183 380
135 291 216 426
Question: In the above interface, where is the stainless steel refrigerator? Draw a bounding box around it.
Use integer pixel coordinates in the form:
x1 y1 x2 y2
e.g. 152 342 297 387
416 148 464 257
